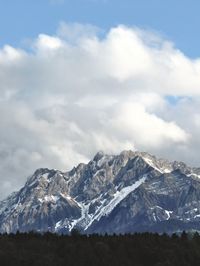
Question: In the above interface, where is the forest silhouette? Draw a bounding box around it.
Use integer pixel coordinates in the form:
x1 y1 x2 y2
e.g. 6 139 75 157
0 231 200 265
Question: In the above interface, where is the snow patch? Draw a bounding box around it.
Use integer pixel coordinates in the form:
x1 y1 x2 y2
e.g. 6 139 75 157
187 173 200 179
143 158 163 173
38 195 59 203
67 175 147 232
143 157 172 174
55 220 62 230
165 210 173 220
161 168 171 174
42 173 49 180
150 206 173 221
84 175 147 230
60 193 72 201
68 201 91 231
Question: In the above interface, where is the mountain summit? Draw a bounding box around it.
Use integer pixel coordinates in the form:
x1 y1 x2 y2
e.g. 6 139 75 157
0 150 200 234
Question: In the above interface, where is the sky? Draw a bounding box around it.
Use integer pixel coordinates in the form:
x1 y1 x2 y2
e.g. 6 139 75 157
1 0 200 58
0 0 200 198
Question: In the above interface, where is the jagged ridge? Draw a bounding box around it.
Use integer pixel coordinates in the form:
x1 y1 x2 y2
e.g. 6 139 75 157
0 150 200 234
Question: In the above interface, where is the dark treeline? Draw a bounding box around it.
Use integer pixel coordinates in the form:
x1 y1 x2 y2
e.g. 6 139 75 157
0 230 200 266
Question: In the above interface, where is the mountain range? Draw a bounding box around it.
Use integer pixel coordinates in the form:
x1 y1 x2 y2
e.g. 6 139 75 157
0 150 200 234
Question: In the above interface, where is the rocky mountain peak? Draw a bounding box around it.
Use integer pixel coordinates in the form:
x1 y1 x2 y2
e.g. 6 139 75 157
93 151 105 161
119 150 136 158
0 150 200 234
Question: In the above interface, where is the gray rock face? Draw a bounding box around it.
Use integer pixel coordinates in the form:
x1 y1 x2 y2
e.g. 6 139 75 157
0 150 200 234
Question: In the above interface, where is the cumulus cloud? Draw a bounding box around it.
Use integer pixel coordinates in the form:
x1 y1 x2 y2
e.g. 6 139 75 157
0 23 199 198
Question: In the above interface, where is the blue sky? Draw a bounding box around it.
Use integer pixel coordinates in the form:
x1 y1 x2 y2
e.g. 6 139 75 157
0 0 200 58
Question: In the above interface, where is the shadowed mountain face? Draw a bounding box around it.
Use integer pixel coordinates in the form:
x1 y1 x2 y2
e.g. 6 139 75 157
0 150 200 234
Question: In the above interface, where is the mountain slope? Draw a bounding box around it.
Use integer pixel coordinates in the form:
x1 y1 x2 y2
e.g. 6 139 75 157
0 150 200 234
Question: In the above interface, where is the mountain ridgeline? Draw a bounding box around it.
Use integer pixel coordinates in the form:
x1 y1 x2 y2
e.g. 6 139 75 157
0 150 200 234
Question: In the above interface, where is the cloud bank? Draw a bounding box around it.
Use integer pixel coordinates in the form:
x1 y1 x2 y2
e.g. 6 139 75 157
0 23 200 198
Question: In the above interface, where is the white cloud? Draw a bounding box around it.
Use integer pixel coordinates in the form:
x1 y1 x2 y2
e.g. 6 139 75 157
0 23 199 198
110 102 189 148
0 45 24 62
35 34 63 51
57 22 101 43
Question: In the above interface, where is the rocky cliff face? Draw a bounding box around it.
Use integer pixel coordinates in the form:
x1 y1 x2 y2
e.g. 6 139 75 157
0 150 200 234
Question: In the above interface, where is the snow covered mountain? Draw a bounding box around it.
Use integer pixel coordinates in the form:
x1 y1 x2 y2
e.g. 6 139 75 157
0 150 200 234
